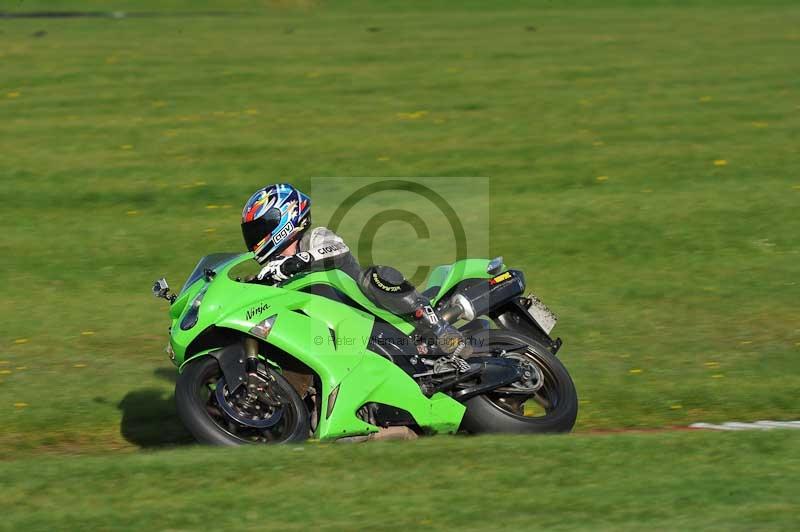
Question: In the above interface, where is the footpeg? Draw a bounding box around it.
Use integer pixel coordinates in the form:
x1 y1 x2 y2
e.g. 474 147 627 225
451 355 471 373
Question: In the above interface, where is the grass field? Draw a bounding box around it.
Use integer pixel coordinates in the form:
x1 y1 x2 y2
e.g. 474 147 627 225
1 0 799 527
1 430 799 530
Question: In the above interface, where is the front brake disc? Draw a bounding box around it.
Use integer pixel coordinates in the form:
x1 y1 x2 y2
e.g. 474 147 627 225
215 376 285 428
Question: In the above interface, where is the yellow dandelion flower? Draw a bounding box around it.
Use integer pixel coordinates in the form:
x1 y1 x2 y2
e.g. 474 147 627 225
596 175 609 182
377 156 390 162
713 159 727 166
81 331 95 336
0 370 11 375
704 361 720 368
739 340 752 345
205 205 219 209
15 366 27 370
120 144 133 150
73 363 87 368
14 338 29 344
204 228 216 233
14 403 28 408
711 374 724 378
628 368 642 374
7 92 21 98
669 404 683 410
396 110 428 120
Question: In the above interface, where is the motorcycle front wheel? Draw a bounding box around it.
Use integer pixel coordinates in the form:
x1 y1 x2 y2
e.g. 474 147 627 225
175 355 310 445
460 329 578 434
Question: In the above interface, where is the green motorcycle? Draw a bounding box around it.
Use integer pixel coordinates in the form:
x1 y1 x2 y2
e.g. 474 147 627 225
153 253 577 445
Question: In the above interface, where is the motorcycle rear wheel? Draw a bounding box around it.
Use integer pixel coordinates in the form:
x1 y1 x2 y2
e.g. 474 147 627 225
176 355 310 445
460 329 578 434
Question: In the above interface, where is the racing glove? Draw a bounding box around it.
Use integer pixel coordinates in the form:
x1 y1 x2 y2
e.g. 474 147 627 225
256 252 313 283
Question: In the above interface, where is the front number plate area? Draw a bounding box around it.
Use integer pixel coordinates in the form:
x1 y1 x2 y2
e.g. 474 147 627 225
526 294 557 334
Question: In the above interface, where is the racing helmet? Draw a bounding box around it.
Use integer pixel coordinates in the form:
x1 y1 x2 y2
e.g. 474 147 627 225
241 183 311 263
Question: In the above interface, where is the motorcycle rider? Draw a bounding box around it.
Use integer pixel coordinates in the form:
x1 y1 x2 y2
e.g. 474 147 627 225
240 183 471 360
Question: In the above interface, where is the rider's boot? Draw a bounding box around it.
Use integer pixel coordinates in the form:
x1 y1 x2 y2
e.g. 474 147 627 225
412 304 472 371
356 265 472 370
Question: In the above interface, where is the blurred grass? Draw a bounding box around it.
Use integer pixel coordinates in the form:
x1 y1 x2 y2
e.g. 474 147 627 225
0 0 799 454
1 430 799 531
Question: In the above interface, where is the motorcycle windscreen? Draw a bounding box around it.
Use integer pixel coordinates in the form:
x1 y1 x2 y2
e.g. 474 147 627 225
179 253 243 295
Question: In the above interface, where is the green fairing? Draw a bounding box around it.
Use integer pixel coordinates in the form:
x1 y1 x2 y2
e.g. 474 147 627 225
280 270 416 335
169 253 466 440
425 258 502 303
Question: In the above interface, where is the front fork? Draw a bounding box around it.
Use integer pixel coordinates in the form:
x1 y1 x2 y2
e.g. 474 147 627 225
242 337 283 407
244 337 260 373
243 337 270 399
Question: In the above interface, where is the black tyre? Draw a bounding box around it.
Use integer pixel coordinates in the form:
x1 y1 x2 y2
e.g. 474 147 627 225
176 355 310 445
460 329 578 434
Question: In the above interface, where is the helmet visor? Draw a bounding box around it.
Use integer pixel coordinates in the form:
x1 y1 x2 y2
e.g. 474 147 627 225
241 207 282 251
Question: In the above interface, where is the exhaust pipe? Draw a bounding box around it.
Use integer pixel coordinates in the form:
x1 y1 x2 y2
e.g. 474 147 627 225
440 270 525 324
